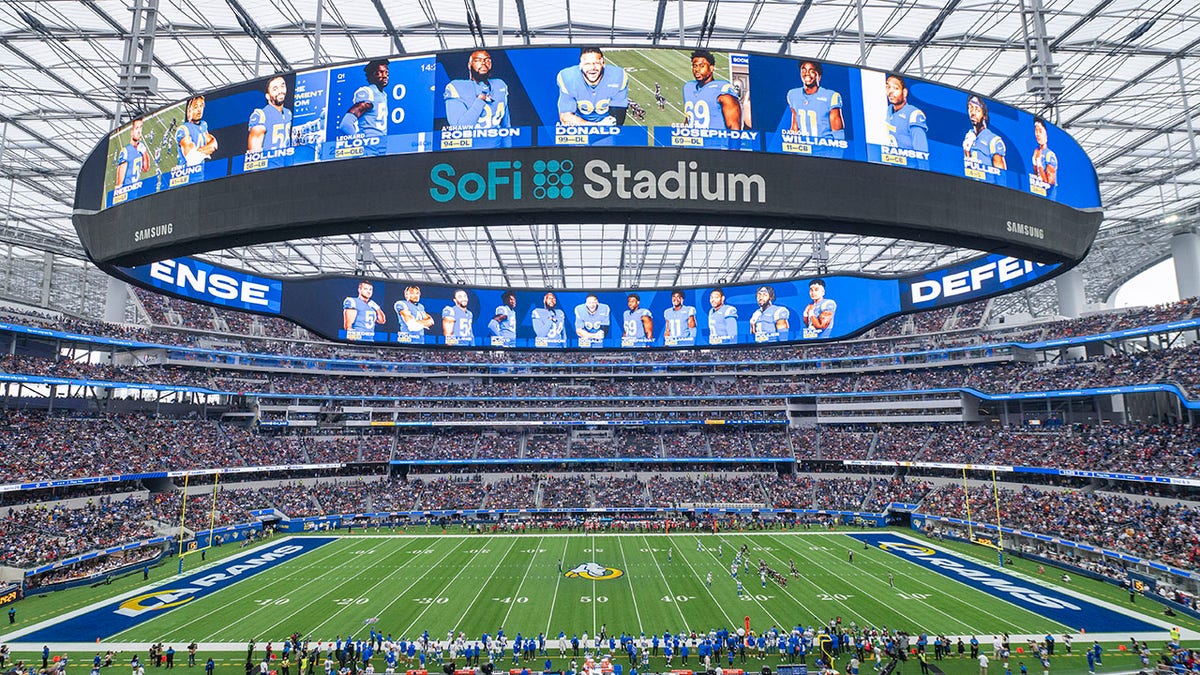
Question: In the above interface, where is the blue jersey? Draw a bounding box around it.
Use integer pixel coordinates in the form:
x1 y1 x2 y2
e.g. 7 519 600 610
708 304 738 344
1031 145 1058 198
341 85 388 138
394 300 429 338
802 298 837 338
663 305 697 340
488 304 516 339
442 304 474 338
531 307 566 340
574 303 611 336
684 79 740 129
886 103 927 152
342 296 382 332
116 142 146 186
751 303 790 337
444 78 510 128
965 126 1006 165
623 307 651 338
783 86 842 138
557 65 629 123
176 120 210 165
249 105 293 151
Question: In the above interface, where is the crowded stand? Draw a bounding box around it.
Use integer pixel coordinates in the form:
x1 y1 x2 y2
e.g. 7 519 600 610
0 495 159 568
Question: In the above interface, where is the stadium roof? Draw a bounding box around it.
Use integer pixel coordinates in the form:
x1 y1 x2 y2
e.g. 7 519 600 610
1 0 1198 319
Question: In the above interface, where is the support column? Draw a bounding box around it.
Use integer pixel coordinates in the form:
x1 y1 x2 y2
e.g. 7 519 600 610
1172 231 1200 300
40 251 53 308
105 277 130 322
1055 267 1085 318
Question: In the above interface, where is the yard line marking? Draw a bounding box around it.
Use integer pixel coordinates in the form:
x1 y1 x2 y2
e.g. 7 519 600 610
698 536 784 627
501 536 544 628
615 536 645 633
545 538 570 638
669 535 737 628
640 535 692 628
401 537 518 638
724 532 852 626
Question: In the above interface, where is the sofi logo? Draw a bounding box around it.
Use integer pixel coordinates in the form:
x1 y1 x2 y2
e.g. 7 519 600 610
429 160 575 203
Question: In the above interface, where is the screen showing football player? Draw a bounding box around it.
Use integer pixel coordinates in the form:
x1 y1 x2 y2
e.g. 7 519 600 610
339 59 390 145
394 285 434 340
963 94 1006 169
574 293 611 342
248 75 293 152
684 49 742 130
556 47 629 126
115 118 150 187
749 285 790 339
444 50 510 130
531 292 567 344
707 287 738 345
782 60 842 139
176 95 218 166
488 291 518 342
622 294 653 341
342 280 385 336
801 279 837 339
663 290 697 342
442 288 475 342
1032 116 1058 192
884 74 928 152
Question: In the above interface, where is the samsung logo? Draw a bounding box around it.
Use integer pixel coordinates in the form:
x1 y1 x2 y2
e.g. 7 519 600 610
133 223 173 243
1006 220 1045 240
148 259 273 307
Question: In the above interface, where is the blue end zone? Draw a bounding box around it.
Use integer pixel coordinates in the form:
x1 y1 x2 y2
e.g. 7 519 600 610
849 533 1157 633
22 537 336 642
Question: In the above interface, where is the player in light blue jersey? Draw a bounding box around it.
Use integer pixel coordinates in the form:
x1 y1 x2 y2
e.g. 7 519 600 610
684 50 741 130
444 50 510 129
622 294 653 341
783 61 843 139
343 280 385 337
176 95 217 166
574 294 611 342
115 118 149 187
394 285 434 341
248 75 292 152
885 74 928 152
488 291 518 343
707 287 738 345
801 279 837 339
531 292 567 345
1032 116 1058 197
339 59 389 147
963 94 1006 169
663 290 697 342
750 285 790 341
557 47 629 125
442 289 475 342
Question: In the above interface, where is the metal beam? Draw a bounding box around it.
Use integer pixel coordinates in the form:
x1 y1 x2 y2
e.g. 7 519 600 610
369 0 407 54
223 0 291 72
892 0 961 74
777 0 813 54
514 0 532 45
651 0 669 45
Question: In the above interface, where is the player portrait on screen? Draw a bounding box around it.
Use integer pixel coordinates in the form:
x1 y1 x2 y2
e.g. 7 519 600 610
114 118 150 187
556 47 629 126
707 287 738 345
176 95 217 166
394 285 434 342
622 294 653 344
1030 116 1058 198
444 50 510 130
749 285 790 342
963 94 1006 170
338 59 390 153
884 74 928 153
248 75 293 153
663 290 697 344
574 294 611 345
683 49 742 130
342 280 385 340
801 279 837 339
782 60 843 141
531 292 567 346
488 291 517 345
442 288 475 344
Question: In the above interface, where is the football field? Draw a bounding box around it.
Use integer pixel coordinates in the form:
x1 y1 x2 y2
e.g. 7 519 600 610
8 530 1173 648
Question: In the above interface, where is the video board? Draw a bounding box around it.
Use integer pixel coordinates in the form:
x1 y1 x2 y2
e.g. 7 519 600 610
117 254 1061 349
101 46 1099 211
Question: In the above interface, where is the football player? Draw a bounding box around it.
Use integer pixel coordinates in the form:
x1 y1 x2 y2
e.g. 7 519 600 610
801 279 837 339
248 75 293 152
784 61 843 139
684 49 741 130
444 50 510 129
343 280 385 335
556 47 629 125
885 74 928 152
114 117 150 186
963 94 1006 169
176 95 217 166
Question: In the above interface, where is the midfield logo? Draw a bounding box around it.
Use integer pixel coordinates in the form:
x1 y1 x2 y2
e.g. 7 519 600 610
564 562 624 580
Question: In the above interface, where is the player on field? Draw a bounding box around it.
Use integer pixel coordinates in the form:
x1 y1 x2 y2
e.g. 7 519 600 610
575 294 611 342
395 285 434 341
663 290 697 342
750 285 789 340
784 60 843 139
442 288 474 342
343 280 385 336
683 49 741 130
623 294 653 341
557 47 629 126
532 292 567 344
707 288 738 345
488 291 518 344
444 50 510 129
963 94 1006 169
115 117 150 187
885 74 928 152
801 279 837 339
339 59 390 150
248 75 293 152
177 95 217 166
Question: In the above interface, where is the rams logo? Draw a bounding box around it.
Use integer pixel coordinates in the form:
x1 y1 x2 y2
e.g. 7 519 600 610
878 542 935 557
564 562 623 580
114 588 199 617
